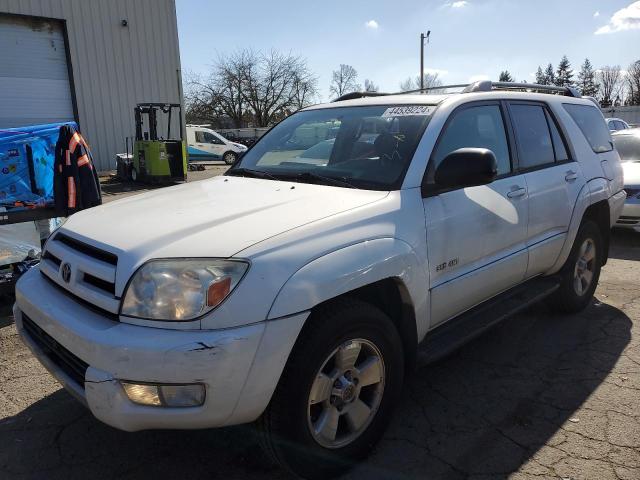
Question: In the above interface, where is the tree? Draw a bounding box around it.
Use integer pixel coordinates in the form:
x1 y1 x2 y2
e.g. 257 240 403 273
364 79 379 92
185 49 318 128
597 65 624 107
544 63 555 86
535 66 546 85
398 73 443 92
576 58 599 97
329 64 360 98
555 55 574 87
626 60 640 106
498 70 514 82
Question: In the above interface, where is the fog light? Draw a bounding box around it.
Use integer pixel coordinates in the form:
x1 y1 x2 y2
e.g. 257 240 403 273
121 382 205 407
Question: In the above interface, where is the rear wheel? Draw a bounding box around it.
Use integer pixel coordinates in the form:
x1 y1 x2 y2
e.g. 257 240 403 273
550 219 603 313
130 167 138 182
258 298 404 479
223 151 237 165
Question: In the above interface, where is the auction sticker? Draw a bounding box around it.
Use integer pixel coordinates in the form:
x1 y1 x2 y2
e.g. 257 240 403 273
382 105 435 117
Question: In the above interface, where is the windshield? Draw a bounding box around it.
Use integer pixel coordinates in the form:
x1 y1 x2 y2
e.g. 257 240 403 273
613 134 640 161
228 105 434 190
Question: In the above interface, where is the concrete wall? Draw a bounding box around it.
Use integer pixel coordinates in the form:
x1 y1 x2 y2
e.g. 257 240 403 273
602 106 640 126
0 0 183 171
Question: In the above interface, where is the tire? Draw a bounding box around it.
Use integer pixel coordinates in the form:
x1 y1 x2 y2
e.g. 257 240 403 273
550 219 603 313
223 151 237 165
130 167 138 182
257 297 404 479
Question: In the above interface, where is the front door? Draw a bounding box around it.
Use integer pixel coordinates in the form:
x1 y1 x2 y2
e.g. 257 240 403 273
423 102 529 327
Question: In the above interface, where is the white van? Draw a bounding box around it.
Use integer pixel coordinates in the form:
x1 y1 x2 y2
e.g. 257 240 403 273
186 125 248 164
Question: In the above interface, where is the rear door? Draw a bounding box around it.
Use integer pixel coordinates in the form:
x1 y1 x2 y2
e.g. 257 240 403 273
423 101 529 327
506 101 584 277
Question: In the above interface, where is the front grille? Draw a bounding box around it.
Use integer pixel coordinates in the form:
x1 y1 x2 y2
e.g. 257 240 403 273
41 232 120 316
21 314 88 389
54 233 118 266
617 215 640 225
624 188 640 199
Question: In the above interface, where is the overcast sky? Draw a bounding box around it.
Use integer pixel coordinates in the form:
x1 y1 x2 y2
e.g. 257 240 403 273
176 0 640 101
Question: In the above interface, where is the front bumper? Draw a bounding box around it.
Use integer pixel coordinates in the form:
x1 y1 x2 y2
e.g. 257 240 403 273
614 191 640 232
14 268 307 431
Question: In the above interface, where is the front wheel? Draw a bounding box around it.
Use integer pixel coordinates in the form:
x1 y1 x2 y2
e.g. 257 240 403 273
550 219 603 313
130 167 138 182
223 151 237 165
258 298 404 479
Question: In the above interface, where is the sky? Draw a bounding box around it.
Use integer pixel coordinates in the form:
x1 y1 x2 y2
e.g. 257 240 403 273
176 0 640 102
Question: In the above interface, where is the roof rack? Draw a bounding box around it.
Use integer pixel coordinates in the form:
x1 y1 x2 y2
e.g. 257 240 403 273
332 91 391 102
331 81 582 103
463 80 581 97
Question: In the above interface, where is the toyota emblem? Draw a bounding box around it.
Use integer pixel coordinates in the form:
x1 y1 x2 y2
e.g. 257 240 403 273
61 263 72 283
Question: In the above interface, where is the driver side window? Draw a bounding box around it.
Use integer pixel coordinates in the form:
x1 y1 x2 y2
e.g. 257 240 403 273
203 131 224 145
433 104 511 176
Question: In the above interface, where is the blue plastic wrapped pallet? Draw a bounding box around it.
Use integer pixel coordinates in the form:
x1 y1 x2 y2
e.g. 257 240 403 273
0 122 76 209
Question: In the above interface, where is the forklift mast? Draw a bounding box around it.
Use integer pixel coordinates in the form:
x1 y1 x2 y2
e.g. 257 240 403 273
134 103 180 142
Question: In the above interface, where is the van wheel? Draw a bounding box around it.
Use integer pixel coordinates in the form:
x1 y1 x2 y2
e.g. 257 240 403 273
223 151 237 165
550 220 603 313
257 298 403 479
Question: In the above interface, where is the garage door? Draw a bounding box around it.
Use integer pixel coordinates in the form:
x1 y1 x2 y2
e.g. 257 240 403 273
0 15 75 129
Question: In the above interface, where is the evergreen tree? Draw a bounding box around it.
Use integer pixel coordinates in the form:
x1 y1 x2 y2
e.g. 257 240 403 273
555 55 574 87
544 63 555 85
498 70 514 82
577 58 598 97
535 66 546 84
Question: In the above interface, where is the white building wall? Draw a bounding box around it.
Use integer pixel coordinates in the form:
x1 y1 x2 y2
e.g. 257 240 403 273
0 0 183 171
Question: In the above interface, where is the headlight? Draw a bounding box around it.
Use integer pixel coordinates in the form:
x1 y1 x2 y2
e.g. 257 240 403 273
120 259 249 321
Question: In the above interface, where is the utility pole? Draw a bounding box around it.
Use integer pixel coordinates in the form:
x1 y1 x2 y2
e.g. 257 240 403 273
420 31 431 91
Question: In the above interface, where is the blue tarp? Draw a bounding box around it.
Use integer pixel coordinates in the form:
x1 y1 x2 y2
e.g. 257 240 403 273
0 122 77 207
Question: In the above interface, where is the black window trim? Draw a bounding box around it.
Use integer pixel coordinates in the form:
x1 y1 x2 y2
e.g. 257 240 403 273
504 100 576 174
562 102 614 154
421 99 518 198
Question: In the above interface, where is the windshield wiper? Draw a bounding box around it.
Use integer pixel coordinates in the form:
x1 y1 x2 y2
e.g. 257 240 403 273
288 172 357 189
226 167 279 181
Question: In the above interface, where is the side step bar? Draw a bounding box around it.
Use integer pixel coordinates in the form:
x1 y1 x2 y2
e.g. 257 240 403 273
417 275 561 364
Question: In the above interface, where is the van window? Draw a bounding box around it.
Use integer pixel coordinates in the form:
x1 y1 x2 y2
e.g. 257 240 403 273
509 104 555 169
432 104 511 175
563 104 613 153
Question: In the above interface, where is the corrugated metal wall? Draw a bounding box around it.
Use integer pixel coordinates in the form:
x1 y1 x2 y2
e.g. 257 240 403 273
0 0 183 172
603 106 640 126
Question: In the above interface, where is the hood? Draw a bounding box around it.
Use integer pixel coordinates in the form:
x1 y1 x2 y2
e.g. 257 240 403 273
60 176 388 278
622 161 640 187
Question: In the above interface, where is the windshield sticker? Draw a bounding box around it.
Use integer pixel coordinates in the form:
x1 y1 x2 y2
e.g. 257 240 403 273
382 106 435 117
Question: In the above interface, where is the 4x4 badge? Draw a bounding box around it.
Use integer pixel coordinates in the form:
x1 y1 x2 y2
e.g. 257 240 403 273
61 263 72 283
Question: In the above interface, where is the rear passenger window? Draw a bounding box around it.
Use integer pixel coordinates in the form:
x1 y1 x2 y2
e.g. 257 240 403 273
545 110 569 161
563 104 613 153
433 104 511 175
510 104 555 169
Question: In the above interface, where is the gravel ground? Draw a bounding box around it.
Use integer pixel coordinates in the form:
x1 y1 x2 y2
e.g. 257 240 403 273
0 173 638 479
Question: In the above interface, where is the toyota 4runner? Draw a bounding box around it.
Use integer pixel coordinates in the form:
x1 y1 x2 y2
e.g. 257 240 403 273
14 81 626 479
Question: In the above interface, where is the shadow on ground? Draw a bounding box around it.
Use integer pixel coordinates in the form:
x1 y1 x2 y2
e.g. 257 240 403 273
0 299 631 480
609 229 640 261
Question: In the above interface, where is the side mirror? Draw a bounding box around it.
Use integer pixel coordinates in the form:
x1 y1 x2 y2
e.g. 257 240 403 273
434 148 498 189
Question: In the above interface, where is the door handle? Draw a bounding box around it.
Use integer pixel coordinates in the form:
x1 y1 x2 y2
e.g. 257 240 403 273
565 170 578 182
507 187 527 198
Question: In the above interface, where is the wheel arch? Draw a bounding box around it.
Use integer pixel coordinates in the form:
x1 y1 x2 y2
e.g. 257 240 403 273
267 238 429 369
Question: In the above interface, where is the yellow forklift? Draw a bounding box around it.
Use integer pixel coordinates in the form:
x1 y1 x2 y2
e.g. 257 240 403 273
132 103 187 183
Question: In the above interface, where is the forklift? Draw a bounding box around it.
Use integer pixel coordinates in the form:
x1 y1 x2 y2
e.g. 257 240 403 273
132 103 187 183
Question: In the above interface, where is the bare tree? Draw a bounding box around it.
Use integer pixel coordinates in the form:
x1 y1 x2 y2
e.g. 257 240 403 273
185 49 318 128
399 73 442 92
329 64 360 98
364 79 379 92
597 65 624 107
627 60 640 106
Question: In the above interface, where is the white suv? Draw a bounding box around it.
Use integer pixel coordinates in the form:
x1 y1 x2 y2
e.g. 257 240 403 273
14 81 625 479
